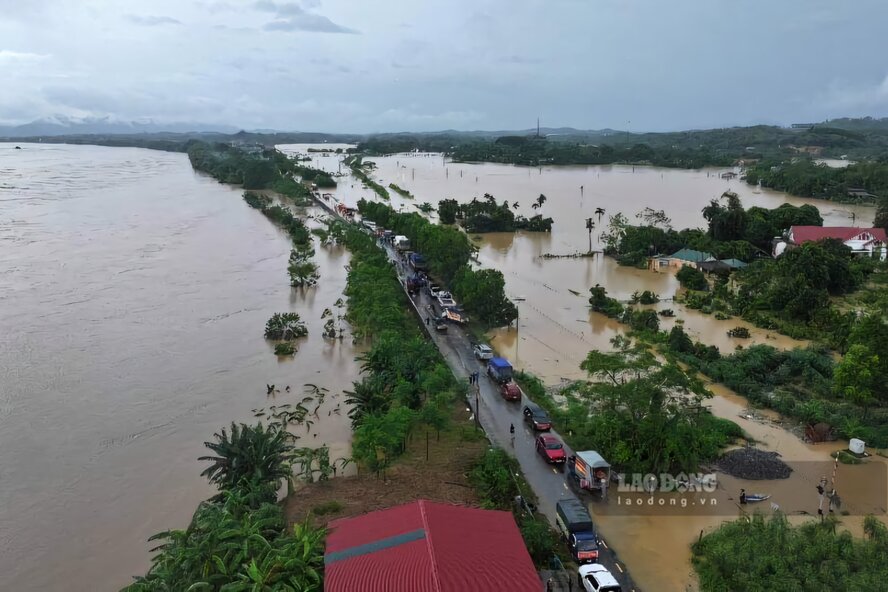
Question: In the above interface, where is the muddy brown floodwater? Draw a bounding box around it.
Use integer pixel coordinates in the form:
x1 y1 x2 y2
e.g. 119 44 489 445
0 143 359 591
301 149 883 591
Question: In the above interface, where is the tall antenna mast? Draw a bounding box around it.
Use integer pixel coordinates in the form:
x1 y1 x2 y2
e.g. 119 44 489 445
536 117 540 138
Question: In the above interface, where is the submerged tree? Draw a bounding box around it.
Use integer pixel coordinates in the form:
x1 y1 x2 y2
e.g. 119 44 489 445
264 312 308 340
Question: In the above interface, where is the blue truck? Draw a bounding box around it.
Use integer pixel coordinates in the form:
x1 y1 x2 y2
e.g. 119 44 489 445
408 252 428 271
486 357 513 384
555 498 600 564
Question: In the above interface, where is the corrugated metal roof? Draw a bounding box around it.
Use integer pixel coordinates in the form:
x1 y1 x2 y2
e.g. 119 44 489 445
789 226 888 244
325 500 540 592
668 248 714 262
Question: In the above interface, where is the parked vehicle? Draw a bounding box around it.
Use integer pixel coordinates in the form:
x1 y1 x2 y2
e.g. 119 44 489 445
499 381 521 401
362 220 377 232
578 564 620 592
394 235 411 251
427 284 442 298
441 308 467 324
567 451 611 492
556 498 600 564
473 344 493 360
434 318 448 333
405 274 423 295
522 402 551 431
409 252 428 271
535 434 566 464
487 357 513 384
437 291 456 308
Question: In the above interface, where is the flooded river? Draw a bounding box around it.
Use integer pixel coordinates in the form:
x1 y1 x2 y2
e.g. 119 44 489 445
0 143 358 590
291 147 883 591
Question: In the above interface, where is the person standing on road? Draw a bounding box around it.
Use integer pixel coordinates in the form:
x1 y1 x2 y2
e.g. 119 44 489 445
510 423 515 446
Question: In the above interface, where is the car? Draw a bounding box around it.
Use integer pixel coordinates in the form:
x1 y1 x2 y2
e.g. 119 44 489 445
522 402 551 431
473 344 493 360
428 284 442 297
434 318 448 333
499 381 522 401
535 434 566 464
578 564 621 592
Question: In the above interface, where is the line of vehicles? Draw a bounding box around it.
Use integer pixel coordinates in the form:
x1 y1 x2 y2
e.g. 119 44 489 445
480 353 620 591
362 217 623 591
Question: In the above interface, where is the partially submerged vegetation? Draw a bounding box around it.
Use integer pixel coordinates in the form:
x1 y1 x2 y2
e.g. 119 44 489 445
188 141 333 204
525 336 742 474
388 182 413 198
692 514 888 592
345 154 389 200
357 200 518 327
438 194 553 232
745 158 888 203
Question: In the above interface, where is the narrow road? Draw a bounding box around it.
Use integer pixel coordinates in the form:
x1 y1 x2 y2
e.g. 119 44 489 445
381 241 639 592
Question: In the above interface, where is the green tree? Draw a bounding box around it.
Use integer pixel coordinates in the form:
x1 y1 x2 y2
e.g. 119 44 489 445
834 344 881 416
677 265 709 291
874 197 888 233
438 198 460 224
198 423 294 496
451 268 518 327
572 337 737 473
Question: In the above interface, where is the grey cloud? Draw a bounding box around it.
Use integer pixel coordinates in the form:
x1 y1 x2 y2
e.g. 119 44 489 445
127 15 182 26
254 1 305 16
263 14 358 34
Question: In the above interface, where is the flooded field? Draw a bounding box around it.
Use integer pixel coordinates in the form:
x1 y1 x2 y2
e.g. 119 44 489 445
286 146 883 591
0 143 358 590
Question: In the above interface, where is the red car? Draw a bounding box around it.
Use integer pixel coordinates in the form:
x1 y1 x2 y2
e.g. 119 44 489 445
535 434 566 464
499 381 522 401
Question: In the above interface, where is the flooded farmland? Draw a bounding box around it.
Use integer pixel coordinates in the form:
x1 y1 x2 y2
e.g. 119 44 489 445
287 146 882 591
0 143 359 590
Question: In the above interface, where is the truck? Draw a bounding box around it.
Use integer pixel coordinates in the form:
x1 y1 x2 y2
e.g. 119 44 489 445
394 235 411 251
408 252 428 271
568 451 611 492
556 498 600 564
436 291 456 308
486 357 513 384
405 273 424 295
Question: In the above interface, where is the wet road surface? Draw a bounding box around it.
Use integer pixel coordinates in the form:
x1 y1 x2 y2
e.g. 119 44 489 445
380 240 640 592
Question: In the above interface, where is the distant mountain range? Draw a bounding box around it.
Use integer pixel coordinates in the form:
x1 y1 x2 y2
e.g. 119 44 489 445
0 116 239 137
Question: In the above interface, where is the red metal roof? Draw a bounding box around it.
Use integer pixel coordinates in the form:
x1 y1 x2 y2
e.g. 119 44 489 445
325 500 541 592
789 226 887 244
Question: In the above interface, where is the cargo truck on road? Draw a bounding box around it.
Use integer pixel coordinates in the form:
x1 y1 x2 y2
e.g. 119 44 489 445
556 498 600 564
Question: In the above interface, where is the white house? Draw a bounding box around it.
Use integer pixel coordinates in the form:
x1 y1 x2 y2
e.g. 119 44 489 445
774 226 888 260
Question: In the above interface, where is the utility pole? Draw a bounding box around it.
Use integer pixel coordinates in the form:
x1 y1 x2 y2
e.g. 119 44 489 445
536 117 540 138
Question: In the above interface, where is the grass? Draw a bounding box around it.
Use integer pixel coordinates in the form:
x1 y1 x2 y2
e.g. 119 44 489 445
312 500 344 516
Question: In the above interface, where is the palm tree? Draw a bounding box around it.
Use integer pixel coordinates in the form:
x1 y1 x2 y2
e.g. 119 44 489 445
535 193 547 211
344 376 391 427
595 207 606 223
198 422 294 492
585 218 595 253
512 202 520 210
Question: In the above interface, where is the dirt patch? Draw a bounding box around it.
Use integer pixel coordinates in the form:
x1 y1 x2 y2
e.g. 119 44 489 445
284 406 489 527
716 447 793 480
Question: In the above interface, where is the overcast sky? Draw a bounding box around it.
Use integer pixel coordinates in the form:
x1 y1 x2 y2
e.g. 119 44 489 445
2 0 888 133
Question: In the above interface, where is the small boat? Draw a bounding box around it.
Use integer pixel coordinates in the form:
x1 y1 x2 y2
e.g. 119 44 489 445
745 493 771 503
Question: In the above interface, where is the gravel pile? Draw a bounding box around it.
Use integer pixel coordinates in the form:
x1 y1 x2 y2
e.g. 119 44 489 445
716 447 792 480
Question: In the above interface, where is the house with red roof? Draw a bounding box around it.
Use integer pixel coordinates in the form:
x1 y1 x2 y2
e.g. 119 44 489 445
774 226 887 260
324 500 542 592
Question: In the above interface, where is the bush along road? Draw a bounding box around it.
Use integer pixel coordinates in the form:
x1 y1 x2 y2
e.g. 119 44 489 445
377 238 639 592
